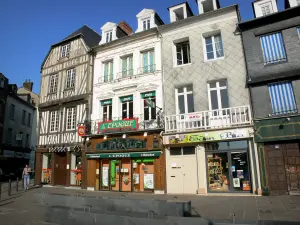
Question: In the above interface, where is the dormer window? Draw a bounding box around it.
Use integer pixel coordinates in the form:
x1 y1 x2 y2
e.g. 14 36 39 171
168 3 193 23
60 43 70 58
105 31 113 43
143 19 151 31
174 7 184 21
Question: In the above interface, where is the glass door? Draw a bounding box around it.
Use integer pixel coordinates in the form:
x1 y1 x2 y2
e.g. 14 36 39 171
110 160 120 191
100 159 110 191
120 159 132 192
230 152 251 192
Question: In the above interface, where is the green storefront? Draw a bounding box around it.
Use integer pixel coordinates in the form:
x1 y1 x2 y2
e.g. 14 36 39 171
254 115 300 195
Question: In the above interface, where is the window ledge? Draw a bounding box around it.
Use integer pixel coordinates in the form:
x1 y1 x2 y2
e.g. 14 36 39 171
174 63 192 68
263 59 287 67
204 57 225 63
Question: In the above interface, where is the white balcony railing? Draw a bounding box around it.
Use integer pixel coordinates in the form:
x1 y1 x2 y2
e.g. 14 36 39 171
165 105 252 133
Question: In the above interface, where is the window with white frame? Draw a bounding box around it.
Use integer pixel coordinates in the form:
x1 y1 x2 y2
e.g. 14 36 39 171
175 41 191 66
66 107 76 130
120 96 133 119
141 50 155 73
105 31 113 43
50 111 59 132
204 33 224 60
101 99 112 121
121 55 133 77
141 91 156 120
207 80 229 113
143 19 151 31
60 43 70 58
104 61 114 82
49 74 58 93
176 86 194 114
66 68 76 89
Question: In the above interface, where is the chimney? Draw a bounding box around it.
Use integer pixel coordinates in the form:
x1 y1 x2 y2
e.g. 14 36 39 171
23 79 33 92
118 21 133 35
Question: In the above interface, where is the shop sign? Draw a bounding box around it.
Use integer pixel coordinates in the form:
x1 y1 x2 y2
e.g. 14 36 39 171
98 118 139 132
96 138 146 150
86 151 161 159
101 99 112 106
120 95 133 102
78 125 86 136
141 91 156 99
168 129 248 144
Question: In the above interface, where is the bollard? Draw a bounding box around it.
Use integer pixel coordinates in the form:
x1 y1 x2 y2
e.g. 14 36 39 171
16 177 19 192
0 182 2 200
8 179 12 196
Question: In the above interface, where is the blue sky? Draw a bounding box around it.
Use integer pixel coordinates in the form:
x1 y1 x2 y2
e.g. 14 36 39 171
0 0 284 93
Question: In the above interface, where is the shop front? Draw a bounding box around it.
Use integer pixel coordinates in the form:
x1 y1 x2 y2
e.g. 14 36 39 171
164 127 261 195
254 116 300 195
85 133 166 194
35 145 84 187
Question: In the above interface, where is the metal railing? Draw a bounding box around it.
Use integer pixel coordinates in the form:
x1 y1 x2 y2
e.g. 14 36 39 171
165 105 252 133
83 113 164 135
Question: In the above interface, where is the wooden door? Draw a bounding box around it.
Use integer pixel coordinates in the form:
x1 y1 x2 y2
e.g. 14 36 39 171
264 144 288 195
54 152 67 186
282 143 300 193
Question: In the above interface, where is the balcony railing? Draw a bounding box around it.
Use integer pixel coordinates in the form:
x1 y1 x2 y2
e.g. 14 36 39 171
95 64 157 85
83 113 164 135
165 105 252 133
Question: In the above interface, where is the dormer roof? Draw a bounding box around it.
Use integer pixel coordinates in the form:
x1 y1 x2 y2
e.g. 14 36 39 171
168 2 194 16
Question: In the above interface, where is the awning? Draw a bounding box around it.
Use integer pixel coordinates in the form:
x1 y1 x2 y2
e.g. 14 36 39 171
86 151 161 159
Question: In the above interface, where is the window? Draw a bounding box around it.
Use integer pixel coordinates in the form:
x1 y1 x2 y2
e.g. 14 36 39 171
27 113 31 126
66 68 76 89
22 110 26 125
9 104 15 120
61 43 70 58
50 111 59 132
176 86 194 114
49 74 58 93
105 31 113 43
66 107 76 130
269 82 297 115
204 34 224 60
141 91 156 121
175 41 191 65
260 32 287 64
120 96 133 119
208 80 229 111
142 50 155 73
121 55 133 77
7 128 12 144
25 134 30 147
143 19 151 31
261 4 271 16
104 61 114 82
0 78 4 88
101 99 112 121
297 27 300 39
170 146 195 155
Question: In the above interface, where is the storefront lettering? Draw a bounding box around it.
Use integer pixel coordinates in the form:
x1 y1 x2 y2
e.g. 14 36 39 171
99 118 138 132
96 138 146 150
188 135 215 142
220 132 244 139
108 154 130 158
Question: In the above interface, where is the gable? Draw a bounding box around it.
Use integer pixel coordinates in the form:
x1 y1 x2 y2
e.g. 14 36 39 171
101 22 118 31
137 9 156 18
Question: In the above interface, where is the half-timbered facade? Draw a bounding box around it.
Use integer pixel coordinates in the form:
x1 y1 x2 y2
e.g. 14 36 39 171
35 25 101 187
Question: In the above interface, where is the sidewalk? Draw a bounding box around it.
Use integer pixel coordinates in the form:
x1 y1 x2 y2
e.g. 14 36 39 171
1 186 300 224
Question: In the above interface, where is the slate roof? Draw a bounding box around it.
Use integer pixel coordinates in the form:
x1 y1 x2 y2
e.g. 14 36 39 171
41 25 101 70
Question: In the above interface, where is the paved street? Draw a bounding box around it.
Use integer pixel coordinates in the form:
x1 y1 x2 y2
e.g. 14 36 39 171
0 185 300 224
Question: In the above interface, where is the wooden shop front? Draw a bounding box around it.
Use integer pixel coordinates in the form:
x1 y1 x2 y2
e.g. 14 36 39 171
85 133 166 194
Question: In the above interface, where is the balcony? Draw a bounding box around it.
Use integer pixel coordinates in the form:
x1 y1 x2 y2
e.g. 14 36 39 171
165 105 252 133
96 64 157 85
83 113 164 135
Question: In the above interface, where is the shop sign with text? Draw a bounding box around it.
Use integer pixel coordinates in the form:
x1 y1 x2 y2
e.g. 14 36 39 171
168 129 249 144
86 151 161 159
98 118 139 132
95 138 146 150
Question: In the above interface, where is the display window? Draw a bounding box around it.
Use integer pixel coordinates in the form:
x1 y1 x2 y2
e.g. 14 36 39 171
70 152 82 186
41 153 52 184
205 140 251 193
132 159 154 193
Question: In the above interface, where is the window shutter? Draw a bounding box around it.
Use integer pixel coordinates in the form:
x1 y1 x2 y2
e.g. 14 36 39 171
109 62 113 80
260 33 286 64
104 63 109 82
149 51 154 72
143 52 148 72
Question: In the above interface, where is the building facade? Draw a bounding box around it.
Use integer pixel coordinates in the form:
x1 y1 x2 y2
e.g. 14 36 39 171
160 0 261 194
0 73 9 156
84 10 166 193
35 25 101 187
1 76 36 177
239 0 300 195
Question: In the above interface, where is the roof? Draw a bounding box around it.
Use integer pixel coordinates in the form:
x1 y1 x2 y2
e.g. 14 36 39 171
167 2 194 16
238 5 300 31
155 13 165 25
41 25 101 70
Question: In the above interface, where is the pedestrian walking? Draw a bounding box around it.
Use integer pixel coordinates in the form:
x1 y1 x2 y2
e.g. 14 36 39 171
22 165 31 191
